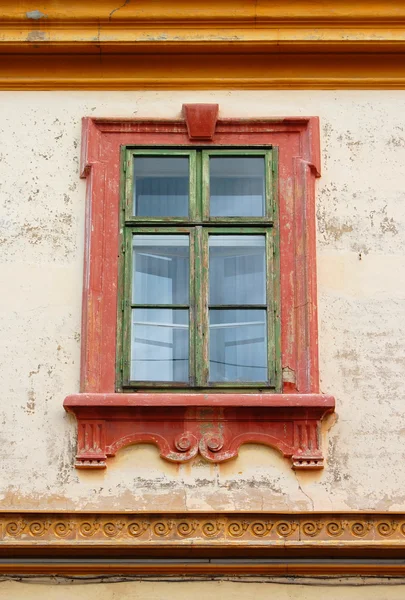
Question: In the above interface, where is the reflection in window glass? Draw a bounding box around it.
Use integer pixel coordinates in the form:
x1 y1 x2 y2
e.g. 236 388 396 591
209 309 267 382
209 235 265 305
133 235 189 305
209 157 265 217
131 309 189 381
134 157 189 217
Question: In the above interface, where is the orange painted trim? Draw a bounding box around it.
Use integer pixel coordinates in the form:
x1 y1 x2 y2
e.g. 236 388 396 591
2 0 405 89
2 51 405 90
2 511 405 574
3 0 405 28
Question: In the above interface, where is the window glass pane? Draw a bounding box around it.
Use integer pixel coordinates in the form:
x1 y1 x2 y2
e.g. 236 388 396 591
133 235 189 305
209 309 267 382
209 157 265 217
209 235 265 305
131 308 188 381
134 157 189 217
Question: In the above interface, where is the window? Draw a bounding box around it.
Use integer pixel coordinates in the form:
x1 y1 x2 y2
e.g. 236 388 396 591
119 149 280 390
64 106 334 470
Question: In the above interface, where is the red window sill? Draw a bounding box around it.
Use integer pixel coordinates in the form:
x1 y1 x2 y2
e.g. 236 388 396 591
64 393 335 470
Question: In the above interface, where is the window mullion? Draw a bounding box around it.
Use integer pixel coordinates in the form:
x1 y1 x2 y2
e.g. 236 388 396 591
188 228 196 386
194 226 209 387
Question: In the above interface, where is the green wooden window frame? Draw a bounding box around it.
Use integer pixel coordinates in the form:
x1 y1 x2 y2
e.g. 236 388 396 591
117 147 281 391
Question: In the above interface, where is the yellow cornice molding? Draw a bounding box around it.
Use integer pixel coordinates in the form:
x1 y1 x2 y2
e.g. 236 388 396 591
1 0 405 88
3 0 405 23
2 50 405 90
2 0 405 47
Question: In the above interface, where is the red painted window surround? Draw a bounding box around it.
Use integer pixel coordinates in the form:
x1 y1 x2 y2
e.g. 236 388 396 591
64 104 335 470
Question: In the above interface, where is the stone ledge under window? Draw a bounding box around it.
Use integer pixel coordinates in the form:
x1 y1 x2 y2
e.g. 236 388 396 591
64 393 334 470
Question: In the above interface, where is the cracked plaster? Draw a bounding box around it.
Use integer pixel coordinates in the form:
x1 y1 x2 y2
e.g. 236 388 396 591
0 91 404 512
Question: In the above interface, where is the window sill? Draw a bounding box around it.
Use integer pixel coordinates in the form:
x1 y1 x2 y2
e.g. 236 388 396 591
64 393 334 470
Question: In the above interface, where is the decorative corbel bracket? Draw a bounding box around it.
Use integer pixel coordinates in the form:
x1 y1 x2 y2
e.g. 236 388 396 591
64 393 334 470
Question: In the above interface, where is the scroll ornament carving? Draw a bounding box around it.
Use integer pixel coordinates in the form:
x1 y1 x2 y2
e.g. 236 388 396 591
377 521 398 536
103 521 125 537
201 521 225 537
251 521 273 536
228 521 250 537
54 521 75 537
177 521 199 537
128 521 149 537
302 521 323 537
5 520 28 537
351 521 373 537
326 521 347 537
153 521 175 537
79 521 100 537
1 515 405 545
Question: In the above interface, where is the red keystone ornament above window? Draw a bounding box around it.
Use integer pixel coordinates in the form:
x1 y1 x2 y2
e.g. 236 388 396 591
64 104 335 470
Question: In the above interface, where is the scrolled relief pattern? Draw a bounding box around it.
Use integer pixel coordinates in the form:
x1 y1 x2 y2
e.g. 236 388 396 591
103 521 125 537
228 521 250 537
301 521 324 537
350 521 373 538
5 520 27 537
201 521 225 537
177 520 199 537
3 516 405 543
29 521 52 537
377 521 398 537
251 521 273 537
275 521 298 537
325 520 347 537
128 521 149 537
79 521 100 537
153 521 175 537
53 521 75 538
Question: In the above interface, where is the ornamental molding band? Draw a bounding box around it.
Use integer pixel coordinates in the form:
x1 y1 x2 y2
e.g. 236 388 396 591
2 1 405 88
2 512 405 574
2 512 404 546
64 108 335 469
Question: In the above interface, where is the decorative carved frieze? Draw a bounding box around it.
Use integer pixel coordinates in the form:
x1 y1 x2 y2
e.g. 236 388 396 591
1 513 405 545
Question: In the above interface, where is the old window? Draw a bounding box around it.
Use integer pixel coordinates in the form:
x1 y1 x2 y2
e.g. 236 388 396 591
64 105 334 470
119 149 280 390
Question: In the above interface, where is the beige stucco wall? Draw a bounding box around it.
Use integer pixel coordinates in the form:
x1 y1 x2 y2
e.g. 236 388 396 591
0 91 404 511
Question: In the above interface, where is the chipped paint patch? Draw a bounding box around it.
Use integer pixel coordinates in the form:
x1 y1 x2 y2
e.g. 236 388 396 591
26 10 47 20
27 30 47 42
